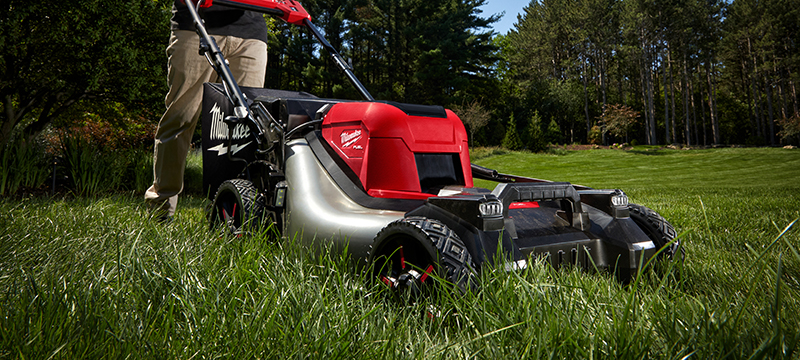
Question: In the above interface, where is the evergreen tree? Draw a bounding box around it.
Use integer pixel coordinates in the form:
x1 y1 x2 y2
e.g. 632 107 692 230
545 119 562 145
502 114 524 150
525 110 548 152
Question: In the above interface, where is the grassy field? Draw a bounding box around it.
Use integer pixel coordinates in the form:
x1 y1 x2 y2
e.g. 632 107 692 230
1 147 799 359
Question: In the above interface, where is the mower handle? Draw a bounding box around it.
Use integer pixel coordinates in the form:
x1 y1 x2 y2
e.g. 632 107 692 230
185 0 269 144
213 0 311 25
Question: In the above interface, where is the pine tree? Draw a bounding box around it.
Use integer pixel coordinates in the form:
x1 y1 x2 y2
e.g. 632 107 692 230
525 111 548 152
545 119 562 145
502 115 524 150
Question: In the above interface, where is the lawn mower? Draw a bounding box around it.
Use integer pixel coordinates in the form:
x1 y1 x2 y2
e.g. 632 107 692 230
189 0 682 293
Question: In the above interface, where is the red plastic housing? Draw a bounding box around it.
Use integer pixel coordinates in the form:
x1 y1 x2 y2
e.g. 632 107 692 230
321 102 473 199
213 0 312 25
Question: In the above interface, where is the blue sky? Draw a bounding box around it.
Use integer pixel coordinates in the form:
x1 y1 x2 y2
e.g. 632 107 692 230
479 0 531 35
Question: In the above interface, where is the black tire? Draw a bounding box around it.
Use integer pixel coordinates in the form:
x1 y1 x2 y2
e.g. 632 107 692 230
210 179 265 235
628 203 684 261
369 216 477 298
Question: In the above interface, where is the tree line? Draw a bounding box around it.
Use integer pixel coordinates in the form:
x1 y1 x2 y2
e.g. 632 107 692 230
2 0 799 157
500 0 799 147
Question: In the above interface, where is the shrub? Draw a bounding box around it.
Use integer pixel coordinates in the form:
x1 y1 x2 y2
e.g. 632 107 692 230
452 100 491 147
588 125 603 145
60 134 130 195
745 135 767 147
43 115 156 195
0 138 51 196
525 111 548 152
778 114 800 145
545 119 562 145
602 104 640 142
132 149 154 194
501 115 524 151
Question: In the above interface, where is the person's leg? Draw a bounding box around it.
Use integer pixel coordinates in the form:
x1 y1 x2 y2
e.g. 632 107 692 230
223 36 267 87
145 30 218 218
146 33 267 219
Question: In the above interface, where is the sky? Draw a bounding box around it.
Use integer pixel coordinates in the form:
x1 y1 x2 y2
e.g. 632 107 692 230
479 0 531 35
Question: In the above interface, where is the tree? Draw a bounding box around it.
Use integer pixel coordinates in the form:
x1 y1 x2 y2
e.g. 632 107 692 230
545 118 562 145
778 114 800 145
525 110 548 152
501 115 524 150
0 0 171 154
452 100 490 146
290 0 501 105
602 104 640 142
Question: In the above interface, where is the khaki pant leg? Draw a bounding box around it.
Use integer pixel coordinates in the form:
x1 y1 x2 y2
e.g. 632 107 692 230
145 30 267 217
222 36 267 87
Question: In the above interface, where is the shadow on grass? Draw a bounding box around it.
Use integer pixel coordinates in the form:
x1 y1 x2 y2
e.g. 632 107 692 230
625 149 675 156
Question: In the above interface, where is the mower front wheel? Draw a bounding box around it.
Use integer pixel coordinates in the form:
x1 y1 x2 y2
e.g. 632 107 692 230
210 179 266 236
628 203 684 260
369 217 477 300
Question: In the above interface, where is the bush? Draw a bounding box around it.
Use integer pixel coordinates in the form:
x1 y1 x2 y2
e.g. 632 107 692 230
184 149 204 195
778 115 800 145
41 115 157 196
60 134 130 195
545 119 562 145
469 147 509 160
452 100 491 147
0 138 51 196
132 149 154 194
525 111 548 152
588 125 602 145
501 115 524 151
602 104 640 142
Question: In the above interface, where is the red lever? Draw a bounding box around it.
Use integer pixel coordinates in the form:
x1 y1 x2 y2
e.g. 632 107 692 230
215 0 312 25
183 0 214 8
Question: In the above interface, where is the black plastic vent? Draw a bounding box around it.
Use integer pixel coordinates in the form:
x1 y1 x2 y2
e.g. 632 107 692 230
415 153 464 193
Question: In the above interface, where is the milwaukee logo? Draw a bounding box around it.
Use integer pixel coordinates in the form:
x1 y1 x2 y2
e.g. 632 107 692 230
209 103 250 141
340 129 362 148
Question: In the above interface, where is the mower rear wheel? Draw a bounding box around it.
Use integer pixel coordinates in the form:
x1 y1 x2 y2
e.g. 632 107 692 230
628 203 684 260
210 179 266 236
369 216 477 299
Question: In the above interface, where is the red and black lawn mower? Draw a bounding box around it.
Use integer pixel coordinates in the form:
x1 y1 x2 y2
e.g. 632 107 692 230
189 0 682 294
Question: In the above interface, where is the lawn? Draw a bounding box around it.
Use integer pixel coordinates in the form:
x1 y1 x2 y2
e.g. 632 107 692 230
1 147 799 359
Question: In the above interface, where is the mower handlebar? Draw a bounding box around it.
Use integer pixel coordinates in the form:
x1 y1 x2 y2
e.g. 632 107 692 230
212 0 312 25
197 0 374 100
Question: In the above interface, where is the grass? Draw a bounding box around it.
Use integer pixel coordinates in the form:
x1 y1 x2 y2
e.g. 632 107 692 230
1 147 799 358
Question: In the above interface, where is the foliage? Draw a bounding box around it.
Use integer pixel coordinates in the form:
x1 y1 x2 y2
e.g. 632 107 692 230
46 110 156 153
0 0 171 155
544 118 562 145
778 115 800 144
468 146 509 161
603 104 640 141
499 0 799 147
452 100 491 146
42 114 156 195
266 0 500 106
588 125 603 145
0 138 51 196
0 115 198 197
525 111 548 153
501 115 524 151
61 135 124 196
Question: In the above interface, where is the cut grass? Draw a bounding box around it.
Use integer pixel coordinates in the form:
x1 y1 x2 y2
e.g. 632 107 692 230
1 147 799 358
